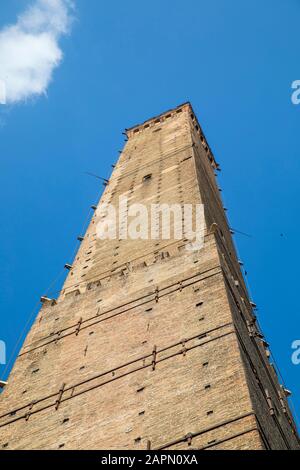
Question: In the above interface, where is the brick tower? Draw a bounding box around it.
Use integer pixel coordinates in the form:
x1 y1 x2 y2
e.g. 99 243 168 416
0 103 299 450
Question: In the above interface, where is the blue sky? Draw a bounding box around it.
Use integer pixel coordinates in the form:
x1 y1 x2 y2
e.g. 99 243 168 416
0 0 299 424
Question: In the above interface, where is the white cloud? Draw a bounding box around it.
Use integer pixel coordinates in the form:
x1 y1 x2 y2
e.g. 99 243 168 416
0 0 74 104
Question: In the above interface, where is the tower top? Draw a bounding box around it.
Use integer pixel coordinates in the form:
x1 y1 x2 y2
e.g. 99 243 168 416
126 102 192 136
125 102 219 169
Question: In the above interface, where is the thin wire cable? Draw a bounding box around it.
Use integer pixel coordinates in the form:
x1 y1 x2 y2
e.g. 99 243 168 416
0 267 66 381
51 190 103 295
0 194 101 382
269 350 300 429
218 179 300 430
0 299 40 381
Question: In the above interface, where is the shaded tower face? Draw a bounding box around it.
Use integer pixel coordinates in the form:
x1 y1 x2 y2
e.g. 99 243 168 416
0 103 298 450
